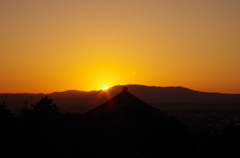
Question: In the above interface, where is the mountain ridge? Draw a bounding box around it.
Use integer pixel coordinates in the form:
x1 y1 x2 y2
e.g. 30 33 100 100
1 85 239 95
1 84 240 115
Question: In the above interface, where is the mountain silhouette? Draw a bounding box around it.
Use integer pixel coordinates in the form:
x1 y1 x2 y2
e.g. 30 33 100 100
2 86 239 157
113 85 240 103
85 86 192 157
1 84 240 115
89 86 167 118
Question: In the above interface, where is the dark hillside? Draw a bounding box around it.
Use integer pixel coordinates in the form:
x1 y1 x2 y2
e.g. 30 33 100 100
1 84 240 116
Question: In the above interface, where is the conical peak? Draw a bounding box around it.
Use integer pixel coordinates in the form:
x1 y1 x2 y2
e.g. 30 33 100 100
88 86 168 118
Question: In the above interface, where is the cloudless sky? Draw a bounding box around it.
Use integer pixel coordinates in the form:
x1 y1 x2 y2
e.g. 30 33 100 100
1 0 240 93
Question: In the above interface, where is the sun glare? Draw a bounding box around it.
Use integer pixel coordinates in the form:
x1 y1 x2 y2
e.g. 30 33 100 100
102 86 109 90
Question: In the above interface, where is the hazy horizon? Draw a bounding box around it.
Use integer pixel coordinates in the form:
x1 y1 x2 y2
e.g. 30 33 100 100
1 0 240 94
1 84 240 95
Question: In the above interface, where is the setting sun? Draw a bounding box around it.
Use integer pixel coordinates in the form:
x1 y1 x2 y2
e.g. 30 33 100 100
1 0 240 94
102 86 109 90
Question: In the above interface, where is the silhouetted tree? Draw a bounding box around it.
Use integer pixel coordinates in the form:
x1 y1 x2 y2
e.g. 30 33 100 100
0 101 10 116
0 101 11 128
20 96 60 130
19 97 61 157
21 101 30 118
31 96 59 120
0 101 12 154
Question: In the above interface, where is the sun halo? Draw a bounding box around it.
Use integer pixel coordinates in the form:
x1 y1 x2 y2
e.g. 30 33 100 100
102 86 109 90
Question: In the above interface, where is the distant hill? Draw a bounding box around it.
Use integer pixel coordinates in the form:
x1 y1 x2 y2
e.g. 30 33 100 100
1 84 240 115
114 85 240 103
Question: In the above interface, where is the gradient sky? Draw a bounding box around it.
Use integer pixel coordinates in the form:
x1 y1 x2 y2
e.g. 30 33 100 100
1 0 240 93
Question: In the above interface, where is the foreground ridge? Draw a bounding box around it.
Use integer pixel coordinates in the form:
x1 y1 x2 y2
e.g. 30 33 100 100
89 86 167 117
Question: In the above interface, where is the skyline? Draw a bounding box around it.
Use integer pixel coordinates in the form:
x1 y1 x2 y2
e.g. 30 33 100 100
1 0 240 94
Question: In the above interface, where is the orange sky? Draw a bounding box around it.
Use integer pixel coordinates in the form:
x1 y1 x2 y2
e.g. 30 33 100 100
1 0 240 94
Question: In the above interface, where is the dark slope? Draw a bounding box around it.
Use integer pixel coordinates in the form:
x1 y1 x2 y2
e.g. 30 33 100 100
89 88 166 118
1 84 240 115
84 87 192 157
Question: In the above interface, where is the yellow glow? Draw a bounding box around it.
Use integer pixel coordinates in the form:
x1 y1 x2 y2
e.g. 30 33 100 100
102 86 109 90
1 1 240 94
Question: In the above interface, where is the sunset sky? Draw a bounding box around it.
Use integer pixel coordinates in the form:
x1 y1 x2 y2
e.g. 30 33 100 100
1 0 240 94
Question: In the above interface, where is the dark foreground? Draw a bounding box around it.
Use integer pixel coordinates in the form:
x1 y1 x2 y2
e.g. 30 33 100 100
1 96 240 158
